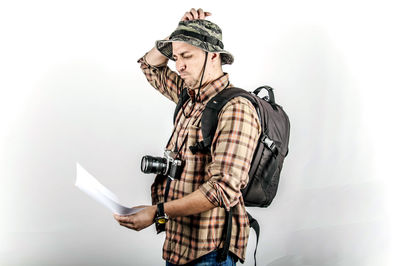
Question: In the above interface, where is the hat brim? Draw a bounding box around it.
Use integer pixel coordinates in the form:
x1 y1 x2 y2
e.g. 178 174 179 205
156 35 234 65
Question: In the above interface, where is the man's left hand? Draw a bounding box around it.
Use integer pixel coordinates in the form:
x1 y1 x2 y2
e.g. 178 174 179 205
113 205 157 231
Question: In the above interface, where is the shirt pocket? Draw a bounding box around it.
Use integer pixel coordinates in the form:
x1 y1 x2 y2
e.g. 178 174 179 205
186 125 201 151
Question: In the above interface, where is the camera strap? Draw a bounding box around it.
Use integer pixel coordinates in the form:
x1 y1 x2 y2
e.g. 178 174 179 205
164 178 171 202
164 133 188 202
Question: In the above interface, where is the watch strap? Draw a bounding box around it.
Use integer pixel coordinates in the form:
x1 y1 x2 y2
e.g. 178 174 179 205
157 202 165 217
155 202 168 233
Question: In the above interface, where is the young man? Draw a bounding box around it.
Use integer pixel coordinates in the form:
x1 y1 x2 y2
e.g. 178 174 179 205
114 8 261 265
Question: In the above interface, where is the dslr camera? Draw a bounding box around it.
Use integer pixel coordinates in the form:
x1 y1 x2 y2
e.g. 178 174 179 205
141 150 184 180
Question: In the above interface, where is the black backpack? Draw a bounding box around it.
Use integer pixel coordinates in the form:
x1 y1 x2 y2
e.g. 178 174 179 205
173 86 290 265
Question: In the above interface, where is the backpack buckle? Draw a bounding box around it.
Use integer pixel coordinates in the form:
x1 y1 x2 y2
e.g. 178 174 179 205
262 135 274 148
189 141 207 155
262 135 278 155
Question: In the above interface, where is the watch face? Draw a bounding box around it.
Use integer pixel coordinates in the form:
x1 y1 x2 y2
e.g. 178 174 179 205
157 217 167 224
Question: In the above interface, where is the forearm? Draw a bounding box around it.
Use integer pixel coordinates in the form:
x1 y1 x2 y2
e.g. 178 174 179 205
164 189 216 218
138 45 181 103
144 38 169 67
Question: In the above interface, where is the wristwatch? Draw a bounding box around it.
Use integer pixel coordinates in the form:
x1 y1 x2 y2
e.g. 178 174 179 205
155 202 169 226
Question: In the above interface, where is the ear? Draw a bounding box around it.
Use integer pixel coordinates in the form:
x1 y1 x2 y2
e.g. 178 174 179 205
210 52 219 61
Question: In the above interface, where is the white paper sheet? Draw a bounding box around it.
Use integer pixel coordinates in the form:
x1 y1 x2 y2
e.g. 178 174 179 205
75 162 143 215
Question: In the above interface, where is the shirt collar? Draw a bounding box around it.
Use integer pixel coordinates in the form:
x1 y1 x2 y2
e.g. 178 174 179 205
185 73 231 104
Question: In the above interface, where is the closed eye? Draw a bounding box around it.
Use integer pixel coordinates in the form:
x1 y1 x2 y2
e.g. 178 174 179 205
172 53 192 61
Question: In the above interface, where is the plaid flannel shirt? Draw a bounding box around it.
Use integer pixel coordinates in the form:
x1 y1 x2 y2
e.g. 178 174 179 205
138 55 261 265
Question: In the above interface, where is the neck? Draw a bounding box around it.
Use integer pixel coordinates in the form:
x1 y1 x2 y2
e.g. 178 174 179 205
191 68 224 90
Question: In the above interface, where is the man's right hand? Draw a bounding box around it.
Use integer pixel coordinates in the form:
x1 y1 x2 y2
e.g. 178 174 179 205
181 8 211 21
143 8 212 67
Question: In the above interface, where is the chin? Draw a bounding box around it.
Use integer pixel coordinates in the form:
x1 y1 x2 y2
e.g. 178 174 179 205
184 81 195 88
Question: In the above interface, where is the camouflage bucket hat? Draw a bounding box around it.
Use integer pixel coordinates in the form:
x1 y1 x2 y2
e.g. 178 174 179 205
156 19 234 65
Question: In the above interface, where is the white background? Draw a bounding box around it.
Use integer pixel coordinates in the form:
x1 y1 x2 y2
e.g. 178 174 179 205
1 0 399 265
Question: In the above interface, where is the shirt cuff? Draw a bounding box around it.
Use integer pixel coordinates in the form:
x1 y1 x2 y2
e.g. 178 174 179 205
199 180 234 212
137 53 150 66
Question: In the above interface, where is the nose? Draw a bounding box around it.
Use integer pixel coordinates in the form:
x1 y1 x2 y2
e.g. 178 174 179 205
176 59 186 73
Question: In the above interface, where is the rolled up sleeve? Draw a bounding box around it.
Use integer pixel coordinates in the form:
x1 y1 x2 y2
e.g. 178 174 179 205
199 97 261 211
137 54 183 104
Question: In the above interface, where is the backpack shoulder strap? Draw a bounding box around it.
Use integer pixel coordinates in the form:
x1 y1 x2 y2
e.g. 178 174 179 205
247 212 260 265
217 210 260 265
201 87 258 148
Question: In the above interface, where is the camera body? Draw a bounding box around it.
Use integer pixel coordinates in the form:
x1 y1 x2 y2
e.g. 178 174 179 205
141 150 184 180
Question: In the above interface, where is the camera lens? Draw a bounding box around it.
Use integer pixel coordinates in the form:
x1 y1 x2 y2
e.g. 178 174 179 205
141 156 168 174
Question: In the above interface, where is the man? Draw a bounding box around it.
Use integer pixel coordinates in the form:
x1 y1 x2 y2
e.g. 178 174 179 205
114 8 261 265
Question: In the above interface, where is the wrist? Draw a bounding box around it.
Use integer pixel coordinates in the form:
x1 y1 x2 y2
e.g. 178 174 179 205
145 47 168 67
155 202 169 225
151 205 157 221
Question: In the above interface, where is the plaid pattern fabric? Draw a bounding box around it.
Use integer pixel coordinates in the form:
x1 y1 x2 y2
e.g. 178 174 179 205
138 55 261 265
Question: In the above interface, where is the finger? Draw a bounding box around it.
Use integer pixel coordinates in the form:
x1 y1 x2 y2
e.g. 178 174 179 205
198 8 205 19
180 14 187 21
115 215 130 223
204 12 212 17
181 12 193 21
182 11 194 21
190 8 198 20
